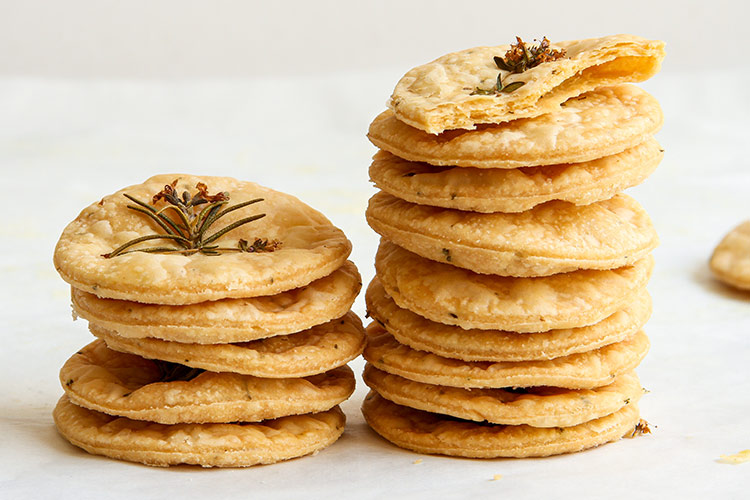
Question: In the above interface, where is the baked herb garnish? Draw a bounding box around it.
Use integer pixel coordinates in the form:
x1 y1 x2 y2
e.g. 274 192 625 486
472 36 566 96
627 419 653 438
103 180 281 258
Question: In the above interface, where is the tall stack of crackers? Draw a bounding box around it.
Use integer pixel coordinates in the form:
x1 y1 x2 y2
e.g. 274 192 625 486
362 35 665 457
52 174 364 467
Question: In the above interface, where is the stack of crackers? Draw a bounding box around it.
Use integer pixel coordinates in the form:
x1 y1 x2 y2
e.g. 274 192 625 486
52 174 364 467
362 35 665 457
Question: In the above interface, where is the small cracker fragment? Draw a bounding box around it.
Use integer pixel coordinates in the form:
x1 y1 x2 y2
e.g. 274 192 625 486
709 221 750 290
367 191 657 277
363 322 649 390
718 450 750 464
89 311 365 378
60 340 355 424
388 35 665 134
375 240 653 332
54 395 345 467
54 174 352 305
361 392 640 458
71 261 361 344
368 139 663 213
366 278 651 362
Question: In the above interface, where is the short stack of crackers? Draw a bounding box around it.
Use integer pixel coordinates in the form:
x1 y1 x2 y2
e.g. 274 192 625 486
362 35 665 457
52 174 364 467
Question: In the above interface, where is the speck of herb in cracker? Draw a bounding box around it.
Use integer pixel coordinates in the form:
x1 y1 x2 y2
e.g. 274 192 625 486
472 36 566 96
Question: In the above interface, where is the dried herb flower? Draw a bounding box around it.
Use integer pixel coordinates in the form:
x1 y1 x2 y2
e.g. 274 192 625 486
103 180 281 258
472 36 566 96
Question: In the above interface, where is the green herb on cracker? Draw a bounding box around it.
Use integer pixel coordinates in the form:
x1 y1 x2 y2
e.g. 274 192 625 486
472 36 566 95
103 180 281 258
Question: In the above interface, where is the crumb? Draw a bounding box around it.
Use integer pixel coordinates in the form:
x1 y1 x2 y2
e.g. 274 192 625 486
626 419 652 438
491 474 503 481
718 449 750 464
413 459 423 465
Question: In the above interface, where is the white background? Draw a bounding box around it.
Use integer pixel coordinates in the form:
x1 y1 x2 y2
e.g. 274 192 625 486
1 1 749 499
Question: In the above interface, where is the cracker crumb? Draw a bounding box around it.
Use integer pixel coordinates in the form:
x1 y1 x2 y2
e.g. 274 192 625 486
491 474 503 481
413 459 423 465
719 449 750 464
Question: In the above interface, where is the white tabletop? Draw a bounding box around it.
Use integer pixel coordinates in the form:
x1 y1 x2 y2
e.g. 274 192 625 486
1 70 748 499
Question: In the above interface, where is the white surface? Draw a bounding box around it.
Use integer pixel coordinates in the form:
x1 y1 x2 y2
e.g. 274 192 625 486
1 69 750 499
1 0 747 77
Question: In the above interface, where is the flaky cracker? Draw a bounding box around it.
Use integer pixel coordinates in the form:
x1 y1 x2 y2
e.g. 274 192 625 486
361 392 641 458
367 192 657 277
368 140 662 213
366 278 651 362
54 174 352 305
388 35 664 134
90 312 365 378
375 240 653 332
373 85 663 168
54 395 345 467
71 261 361 343
709 221 750 290
364 323 649 390
364 365 642 428
61 340 355 424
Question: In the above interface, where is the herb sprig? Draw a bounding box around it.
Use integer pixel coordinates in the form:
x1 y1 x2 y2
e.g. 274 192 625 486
472 36 566 96
103 179 281 258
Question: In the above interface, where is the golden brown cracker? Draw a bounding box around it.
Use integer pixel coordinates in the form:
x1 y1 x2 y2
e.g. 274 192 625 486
364 322 649 390
54 395 345 467
54 174 352 305
375 240 653 332
368 140 662 213
61 340 355 424
367 191 657 277
71 261 361 344
709 221 750 290
388 35 664 134
365 278 651 362
361 391 641 458
364 364 642 427
90 311 365 378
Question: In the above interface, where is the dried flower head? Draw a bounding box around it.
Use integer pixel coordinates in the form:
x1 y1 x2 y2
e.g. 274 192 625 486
472 36 566 96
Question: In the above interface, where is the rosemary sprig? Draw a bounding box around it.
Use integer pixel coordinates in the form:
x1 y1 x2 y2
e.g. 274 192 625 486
103 179 282 258
472 36 566 96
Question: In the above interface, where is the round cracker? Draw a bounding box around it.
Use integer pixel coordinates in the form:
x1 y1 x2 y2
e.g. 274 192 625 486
54 395 345 467
388 35 664 134
363 322 649 389
71 261 361 344
372 85 663 168
375 240 653 332
368 139 663 213
361 391 641 458
363 364 643 428
61 340 355 424
367 192 657 277
54 174 352 305
365 278 651 362
90 311 365 378
709 221 750 290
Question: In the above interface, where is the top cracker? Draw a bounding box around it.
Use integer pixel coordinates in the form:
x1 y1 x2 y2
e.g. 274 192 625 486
389 34 665 134
54 174 352 305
